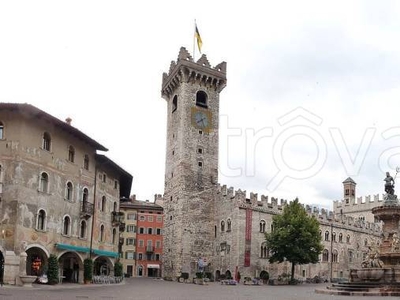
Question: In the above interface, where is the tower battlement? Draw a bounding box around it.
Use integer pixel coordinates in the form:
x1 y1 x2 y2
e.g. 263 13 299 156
161 47 227 99
333 194 383 209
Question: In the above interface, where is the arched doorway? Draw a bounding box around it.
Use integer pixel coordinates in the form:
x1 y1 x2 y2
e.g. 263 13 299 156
215 270 221 281
137 265 143 276
225 270 232 279
93 256 113 276
0 251 4 285
26 247 48 276
58 252 83 283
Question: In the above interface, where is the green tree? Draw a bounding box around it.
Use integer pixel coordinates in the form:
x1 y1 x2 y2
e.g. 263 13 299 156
47 254 59 285
114 261 123 277
265 198 323 283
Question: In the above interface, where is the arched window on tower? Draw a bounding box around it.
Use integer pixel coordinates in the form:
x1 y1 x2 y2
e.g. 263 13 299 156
172 95 178 113
260 242 268 258
260 220 266 233
324 231 329 241
196 91 208 108
220 220 225 232
339 233 343 243
227 219 231 232
63 215 71 236
100 224 105 242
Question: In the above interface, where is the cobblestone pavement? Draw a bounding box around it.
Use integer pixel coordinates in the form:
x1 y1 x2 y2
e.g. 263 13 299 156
0 278 390 300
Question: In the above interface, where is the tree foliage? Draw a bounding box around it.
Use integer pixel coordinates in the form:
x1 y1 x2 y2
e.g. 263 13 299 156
265 198 323 282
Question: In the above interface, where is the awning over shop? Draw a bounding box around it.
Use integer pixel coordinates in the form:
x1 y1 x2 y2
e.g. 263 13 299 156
147 264 160 269
92 249 119 258
55 243 90 253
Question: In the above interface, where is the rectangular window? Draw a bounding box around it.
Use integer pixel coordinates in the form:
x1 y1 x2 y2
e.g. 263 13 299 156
114 180 118 189
126 238 135 246
139 227 145 234
148 216 153 222
127 213 136 220
138 240 144 247
138 253 143 260
126 225 136 232
148 228 153 235
156 241 161 249
156 216 162 222
155 254 161 261
156 228 162 235
126 252 135 260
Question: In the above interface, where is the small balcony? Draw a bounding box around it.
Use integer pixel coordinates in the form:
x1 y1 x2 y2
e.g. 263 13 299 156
80 201 93 219
112 211 124 226
146 246 155 253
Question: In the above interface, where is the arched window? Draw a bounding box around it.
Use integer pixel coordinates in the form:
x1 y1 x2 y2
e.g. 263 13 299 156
346 235 351 243
40 172 49 193
80 220 87 238
172 95 178 113
322 249 329 262
112 228 117 244
101 196 106 212
100 224 105 242
82 188 89 202
339 233 343 243
260 220 266 233
332 250 338 263
37 209 46 231
324 231 329 241
113 202 117 212
42 132 51 151
84 154 89 170
0 121 4 139
364 239 368 246
220 220 225 232
227 219 232 232
271 224 275 232
68 146 75 162
196 91 208 108
63 216 71 236
66 181 73 201
260 242 268 258
332 232 336 242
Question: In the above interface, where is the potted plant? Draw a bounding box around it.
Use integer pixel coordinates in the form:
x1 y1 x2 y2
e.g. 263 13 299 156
47 254 59 285
83 258 93 284
114 261 123 278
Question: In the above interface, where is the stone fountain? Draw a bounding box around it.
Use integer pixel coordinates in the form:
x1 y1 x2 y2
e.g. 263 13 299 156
317 170 400 296
16 252 37 287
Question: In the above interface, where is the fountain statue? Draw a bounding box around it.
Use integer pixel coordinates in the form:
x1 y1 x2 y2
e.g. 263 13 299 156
317 168 400 296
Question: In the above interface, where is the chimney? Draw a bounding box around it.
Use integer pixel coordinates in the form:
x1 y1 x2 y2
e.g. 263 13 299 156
65 117 72 125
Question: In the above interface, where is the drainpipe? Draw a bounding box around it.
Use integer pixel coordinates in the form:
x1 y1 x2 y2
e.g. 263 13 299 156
89 163 98 259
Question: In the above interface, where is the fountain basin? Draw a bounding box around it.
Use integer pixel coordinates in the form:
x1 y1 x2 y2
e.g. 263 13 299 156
18 275 37 287
357 269 385 281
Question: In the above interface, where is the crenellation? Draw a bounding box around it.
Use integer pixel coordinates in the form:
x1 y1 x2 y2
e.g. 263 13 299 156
177 47 193 62
196 55 211 68
250 192 258 203
227 186 234 199
271 197 278 207
260 194 268 203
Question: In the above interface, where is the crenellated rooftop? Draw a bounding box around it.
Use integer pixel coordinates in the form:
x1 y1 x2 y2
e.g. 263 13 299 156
161 47 227 99
215 184 381 234
334 194 384 209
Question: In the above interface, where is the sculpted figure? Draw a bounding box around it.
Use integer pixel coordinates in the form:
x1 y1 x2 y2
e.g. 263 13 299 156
384 172 395 195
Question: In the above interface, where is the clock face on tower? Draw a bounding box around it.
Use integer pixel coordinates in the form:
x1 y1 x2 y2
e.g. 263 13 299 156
191 108 212 132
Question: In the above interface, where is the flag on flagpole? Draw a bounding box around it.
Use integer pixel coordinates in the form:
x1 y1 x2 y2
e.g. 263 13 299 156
195 24 203 53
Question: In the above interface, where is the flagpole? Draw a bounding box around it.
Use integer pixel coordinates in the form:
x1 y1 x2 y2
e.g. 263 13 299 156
193 19 196 61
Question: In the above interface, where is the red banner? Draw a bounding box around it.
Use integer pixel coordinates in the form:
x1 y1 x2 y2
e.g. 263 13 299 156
244 208 252 266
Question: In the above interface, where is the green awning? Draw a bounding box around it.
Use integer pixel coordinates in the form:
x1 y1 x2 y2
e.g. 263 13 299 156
92 249 119 258
55 243 90 253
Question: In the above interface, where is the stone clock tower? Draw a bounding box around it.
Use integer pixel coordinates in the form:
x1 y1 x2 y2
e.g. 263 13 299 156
161 47 227 278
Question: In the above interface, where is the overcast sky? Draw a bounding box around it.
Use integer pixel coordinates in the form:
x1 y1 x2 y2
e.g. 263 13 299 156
2 1 400 209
